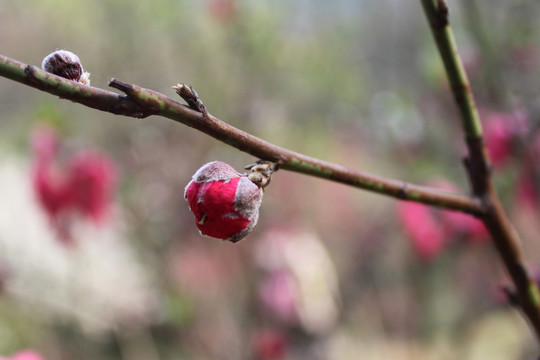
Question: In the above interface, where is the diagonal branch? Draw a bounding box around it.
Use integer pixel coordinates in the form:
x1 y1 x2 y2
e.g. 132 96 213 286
0 53 482 215
420 0 540 344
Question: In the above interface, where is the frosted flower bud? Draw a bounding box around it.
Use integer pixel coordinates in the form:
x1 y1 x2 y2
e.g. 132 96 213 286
41 50 90 85
185 161 263 242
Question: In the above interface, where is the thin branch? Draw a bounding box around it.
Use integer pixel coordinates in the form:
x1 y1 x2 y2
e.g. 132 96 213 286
420 0 540 344
0 53 482 215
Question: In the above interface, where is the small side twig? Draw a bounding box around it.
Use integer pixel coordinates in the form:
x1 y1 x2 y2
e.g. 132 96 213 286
172 83 210 118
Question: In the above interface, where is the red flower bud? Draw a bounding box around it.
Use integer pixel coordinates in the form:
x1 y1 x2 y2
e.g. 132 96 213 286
41 50 90 85
185 161 263 242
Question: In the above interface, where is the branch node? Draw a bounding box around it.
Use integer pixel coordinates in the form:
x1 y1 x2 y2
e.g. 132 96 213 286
108 78 133 94
108 78 161 118
464 136 492 197
24 65 41 87
435 0 449 27
172 83 209 118
24 64 34 76
397 182 409 200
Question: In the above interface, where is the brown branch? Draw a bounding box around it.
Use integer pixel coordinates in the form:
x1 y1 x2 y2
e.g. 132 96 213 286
421 0 540 344
0 53 482 215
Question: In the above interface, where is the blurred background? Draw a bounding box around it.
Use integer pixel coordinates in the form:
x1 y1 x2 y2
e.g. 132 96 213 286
1 0 540 359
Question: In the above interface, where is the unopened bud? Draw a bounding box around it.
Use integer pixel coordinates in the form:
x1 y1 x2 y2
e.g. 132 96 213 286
246 161 278 190
185 161 263 242
42 50 90 85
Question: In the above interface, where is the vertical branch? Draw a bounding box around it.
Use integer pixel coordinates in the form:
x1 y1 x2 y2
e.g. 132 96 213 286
420 0 483 139
420 0 540 344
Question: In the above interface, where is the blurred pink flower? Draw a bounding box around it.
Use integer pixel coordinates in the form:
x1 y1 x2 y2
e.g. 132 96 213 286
397 202 445 261
207 0 237 23
0 350 46 360
440 209 488 245
397 179 490 260
68 150 116 224
32 128 71 220
259 270 298 323
33 163 72 221
255 228 339 334
252 329 287 360
431 180 488 244
31 127 58 162
483 110 527 168
31 127 117 244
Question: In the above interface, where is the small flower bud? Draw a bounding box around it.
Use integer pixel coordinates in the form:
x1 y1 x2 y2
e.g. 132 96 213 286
246 161 278 190
185 161 263 242
41 50 90 85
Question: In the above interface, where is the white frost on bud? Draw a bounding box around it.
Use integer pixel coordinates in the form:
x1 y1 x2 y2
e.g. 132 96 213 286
41 50 91 85
235 176 263 217
79 71 91 86
191 161 240 183
228 176 263 241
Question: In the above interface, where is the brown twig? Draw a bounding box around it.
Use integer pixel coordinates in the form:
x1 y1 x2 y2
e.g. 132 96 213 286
421 0 540 344
0 53 483 215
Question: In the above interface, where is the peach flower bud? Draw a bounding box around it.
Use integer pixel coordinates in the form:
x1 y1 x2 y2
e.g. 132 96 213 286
185 161 263 242
41 50 90 85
